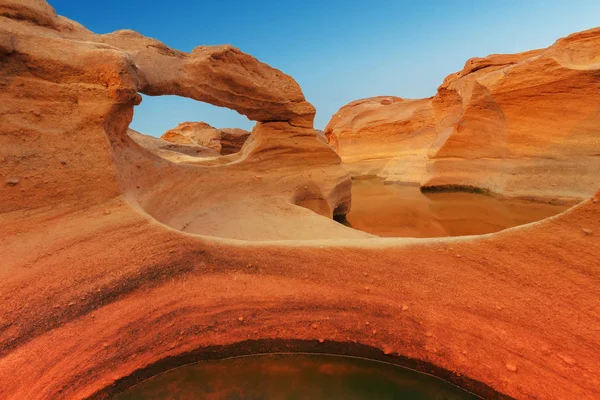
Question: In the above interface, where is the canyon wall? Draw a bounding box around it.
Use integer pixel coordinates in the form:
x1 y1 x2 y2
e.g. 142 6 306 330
325 29 600 200
1 2 599 400
0 0 357 239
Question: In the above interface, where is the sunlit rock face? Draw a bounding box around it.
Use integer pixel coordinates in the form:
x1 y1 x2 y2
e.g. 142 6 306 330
1 2 599 400
127 128 222 161
325 96 436 185
0 0 354 237
326 28 600 201
160 121 251 155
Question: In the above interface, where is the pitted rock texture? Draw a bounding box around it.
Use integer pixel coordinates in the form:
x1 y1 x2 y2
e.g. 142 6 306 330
1 2 599 400
0 0 339 226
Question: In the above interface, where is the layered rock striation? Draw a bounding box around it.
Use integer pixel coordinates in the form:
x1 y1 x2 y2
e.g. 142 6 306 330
1 2 599 400
326 96 436 184
160 121 251 155
325 29 600 200
0 0 353 238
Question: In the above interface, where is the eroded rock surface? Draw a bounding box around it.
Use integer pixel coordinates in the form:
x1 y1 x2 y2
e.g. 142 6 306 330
326 96 435 184
0 0 352 237
160 121 251 155
128 128 222 160
1 2 599 400
219 128 252 155
326 29 600 200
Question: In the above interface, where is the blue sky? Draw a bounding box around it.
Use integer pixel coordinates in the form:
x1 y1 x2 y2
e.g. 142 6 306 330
50 0 600 136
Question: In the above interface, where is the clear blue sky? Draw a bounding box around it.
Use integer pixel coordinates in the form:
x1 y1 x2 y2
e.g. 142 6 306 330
50 0 600 136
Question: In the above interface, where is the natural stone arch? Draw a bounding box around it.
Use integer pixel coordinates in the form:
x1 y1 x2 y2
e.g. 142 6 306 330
1 3 599 400
98 31 316 128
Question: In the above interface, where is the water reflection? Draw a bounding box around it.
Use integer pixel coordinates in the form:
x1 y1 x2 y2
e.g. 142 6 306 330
346 179 571 237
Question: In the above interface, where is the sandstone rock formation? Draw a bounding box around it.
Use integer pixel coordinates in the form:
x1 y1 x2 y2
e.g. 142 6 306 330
326 29 600 201
128 128 222 160
219 128 252 155
315 129 329 144
160 121 251 155
326 96 435 184
1 2 599 400
0 0 353 235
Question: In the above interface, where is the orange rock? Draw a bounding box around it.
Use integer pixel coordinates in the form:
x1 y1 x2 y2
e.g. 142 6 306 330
160 122 251 155
128 128 222 161
161 122 225 152
325 96 435 184
326 28 600 200
0 0 354 240
0 3 599 400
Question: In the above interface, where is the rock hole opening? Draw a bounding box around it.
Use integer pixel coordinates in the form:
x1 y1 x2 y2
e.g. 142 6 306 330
128 94 253 161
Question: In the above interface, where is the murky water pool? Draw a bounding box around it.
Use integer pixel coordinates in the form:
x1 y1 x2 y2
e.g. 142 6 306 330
114 353 480 399
345 179 570 237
